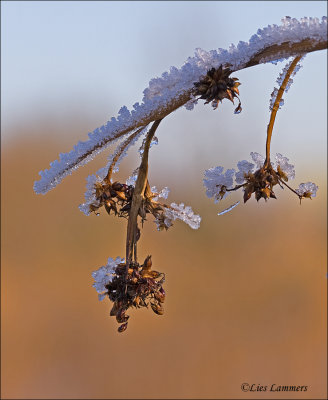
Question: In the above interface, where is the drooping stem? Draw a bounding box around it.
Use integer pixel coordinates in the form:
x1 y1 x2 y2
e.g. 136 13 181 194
278 177 302 199
125 119 162 272
226 183 247 192
105 126 147 182
264 55 303 167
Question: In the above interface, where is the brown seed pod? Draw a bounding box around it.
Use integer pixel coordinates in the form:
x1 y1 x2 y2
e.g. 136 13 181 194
151 302 164 315
115 191 127 201
193 65 242 112
154 291 165 303
110 301 120 316
111 181 124 191
116 309 129 323
118 322 128 333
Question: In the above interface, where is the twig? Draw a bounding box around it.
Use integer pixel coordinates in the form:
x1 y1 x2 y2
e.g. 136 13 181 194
34 31 327 195
264 55 302 167
278 177 302 199
105 126 147 182
125 119 162 274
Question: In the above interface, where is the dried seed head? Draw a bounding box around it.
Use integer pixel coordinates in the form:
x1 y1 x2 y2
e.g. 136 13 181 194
243 165 279 203
102 256 165 332
87 179 135 217
193 66 242 113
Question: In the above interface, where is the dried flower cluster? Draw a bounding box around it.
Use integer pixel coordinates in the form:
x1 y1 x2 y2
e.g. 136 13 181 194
87 180 134 216
86 173 201 231
193 65 242 113
33 18 326 333
205 152 318 213
93 256 165 332
204 55 319 217
243 163 287 202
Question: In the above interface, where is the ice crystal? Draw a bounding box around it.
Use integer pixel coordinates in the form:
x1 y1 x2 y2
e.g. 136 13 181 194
296 182 319 197
154 215 173 231
92 257 124 299
250 152 265 169
163 203 201 230
108 126 147 174
79 167 108 215
34 17 327 195
126 168 139 186
139 135 159 155
151 186 170 201
269 55 305 111
275 153 295 179
205 152 299 204
126 174 138 186
218 201 240 216
79 128 146 215
184 93 199 111
235 160 255 184
203 166 235 202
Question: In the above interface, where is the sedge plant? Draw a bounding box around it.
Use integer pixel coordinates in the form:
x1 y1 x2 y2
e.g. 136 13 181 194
34 17 327 332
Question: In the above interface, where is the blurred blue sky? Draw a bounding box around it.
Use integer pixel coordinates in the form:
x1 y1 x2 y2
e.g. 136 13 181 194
1 1 327 182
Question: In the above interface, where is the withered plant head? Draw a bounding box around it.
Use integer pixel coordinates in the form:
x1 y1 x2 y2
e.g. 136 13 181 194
89 180 134 217
242 163 280 203
193 65 242 113
91 179 173 227
105 255 165 333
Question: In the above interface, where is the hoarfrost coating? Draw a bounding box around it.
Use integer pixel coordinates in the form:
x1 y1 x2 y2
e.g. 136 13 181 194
269 55 305 111
92 257 124 300
218 201 240 216
79 126 147 215
33 17 327 195
204 152 297 203
296 182 319 197
163 203 201 230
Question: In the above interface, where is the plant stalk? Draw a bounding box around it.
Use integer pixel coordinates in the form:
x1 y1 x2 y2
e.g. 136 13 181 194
125 119 162 273
105 126 147 182
264 55 303 167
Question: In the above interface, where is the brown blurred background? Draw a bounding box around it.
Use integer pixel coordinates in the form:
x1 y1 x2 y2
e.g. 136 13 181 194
1 2 327 398
1 112 327 399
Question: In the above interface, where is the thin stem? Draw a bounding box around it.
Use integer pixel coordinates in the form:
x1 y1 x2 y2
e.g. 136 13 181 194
264 55 303 167
225 183 247 192
125 119 162 272
278 177 302 199
105 126 147 182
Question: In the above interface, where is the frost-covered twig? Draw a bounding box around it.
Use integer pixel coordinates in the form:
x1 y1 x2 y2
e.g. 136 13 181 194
204 54 319 212
34 17 327 195
125 120 162 269
34 16 326 333
265 55 303 166
105 125 147 181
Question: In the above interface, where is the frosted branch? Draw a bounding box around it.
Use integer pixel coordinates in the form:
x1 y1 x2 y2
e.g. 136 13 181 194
163 203 201 230
34 16 327 195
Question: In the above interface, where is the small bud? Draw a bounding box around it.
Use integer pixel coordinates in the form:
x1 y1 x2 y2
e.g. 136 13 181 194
116 309 129 323
154 291 165 303
151 302 164 315
112 182 124 191
262 187 271 199
110 301 120 316
142 270 160 279
142 256 152 270
118 322 128 333
115 191 127 201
